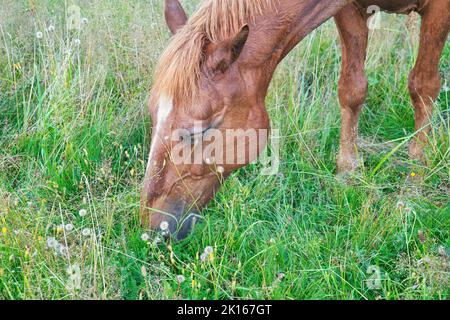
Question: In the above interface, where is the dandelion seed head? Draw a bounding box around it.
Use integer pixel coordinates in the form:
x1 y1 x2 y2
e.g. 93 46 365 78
82 18 88 24
160 221 169 231
204 246 213 255
79 209 87 217
217 166 225 174
47 25 55 32
141 233 150 242
64 223 74 232
176 275 185 284
36 31 43 39
200 253 207 262
46 237 58 248
81 228 91 237
58 245 68 256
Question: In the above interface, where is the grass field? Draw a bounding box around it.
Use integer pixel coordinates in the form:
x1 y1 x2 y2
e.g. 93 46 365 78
0 0 448 300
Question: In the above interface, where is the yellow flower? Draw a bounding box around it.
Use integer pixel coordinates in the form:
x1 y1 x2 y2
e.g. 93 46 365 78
56 226 64 234
38 236 43 241
410 172 416 177
13 62 22 70
1 227 7 234
191 279 196 288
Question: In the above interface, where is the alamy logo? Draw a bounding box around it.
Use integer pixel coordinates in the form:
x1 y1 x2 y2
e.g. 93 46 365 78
167 122 280 175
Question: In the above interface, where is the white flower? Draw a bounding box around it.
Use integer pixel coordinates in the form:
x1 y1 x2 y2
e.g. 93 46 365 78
81 18 88 24
176 275 185 284
160 221 169 231
78 209 87 217
81 228 91 236
58 245 68 256
36 31 43 39
47 25 55 32
200 253 207 262
141 233 150 242
46 237 58 248
74 39 81 45
64 223 74 232
204 246 213 255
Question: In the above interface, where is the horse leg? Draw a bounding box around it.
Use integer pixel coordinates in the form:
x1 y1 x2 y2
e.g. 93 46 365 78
334 4 369 173
408 0 449 160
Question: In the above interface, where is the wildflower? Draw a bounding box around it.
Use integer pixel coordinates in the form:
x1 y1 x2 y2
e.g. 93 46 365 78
141 233 150 242
47 25 55 32
1 227 7 235
36 31 43 39
64 223 74 232
277 272 285 280
204 246 213 255
410 172 416 178
58 245 68 256
160 221 169 231
46 237 58 248
81 228 91 237
79 209 87 217
81 18 88 24
56 225 64 234
176 275 186 284
200 253 207 262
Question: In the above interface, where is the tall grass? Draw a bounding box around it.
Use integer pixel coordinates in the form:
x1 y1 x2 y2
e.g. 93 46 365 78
0 0 448 300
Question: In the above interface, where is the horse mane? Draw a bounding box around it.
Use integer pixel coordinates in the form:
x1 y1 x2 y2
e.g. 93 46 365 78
153 0 275 106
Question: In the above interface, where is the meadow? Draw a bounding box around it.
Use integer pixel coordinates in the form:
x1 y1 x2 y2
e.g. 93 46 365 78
0 0 448 300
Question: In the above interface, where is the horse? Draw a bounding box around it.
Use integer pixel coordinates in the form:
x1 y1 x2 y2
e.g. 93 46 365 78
141 0 449 240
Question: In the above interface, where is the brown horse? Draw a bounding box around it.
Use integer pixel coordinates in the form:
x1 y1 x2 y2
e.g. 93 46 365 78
142 0 449 239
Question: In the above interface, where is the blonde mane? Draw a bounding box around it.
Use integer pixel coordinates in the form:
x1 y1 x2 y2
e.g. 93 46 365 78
153 0 275 106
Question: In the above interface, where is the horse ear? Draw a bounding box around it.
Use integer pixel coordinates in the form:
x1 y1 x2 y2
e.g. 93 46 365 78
164 0 188 34
206 25 250 74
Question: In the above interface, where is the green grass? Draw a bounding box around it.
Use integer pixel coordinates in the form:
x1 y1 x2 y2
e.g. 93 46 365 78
0 0 448 300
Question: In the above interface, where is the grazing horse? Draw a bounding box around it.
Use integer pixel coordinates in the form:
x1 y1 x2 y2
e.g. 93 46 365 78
142 0 449 239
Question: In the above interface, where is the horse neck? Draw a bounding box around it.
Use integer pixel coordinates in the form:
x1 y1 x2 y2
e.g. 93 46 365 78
239 0 352 98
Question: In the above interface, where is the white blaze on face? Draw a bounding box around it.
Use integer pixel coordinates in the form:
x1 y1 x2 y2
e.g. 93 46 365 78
148 96 173 170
